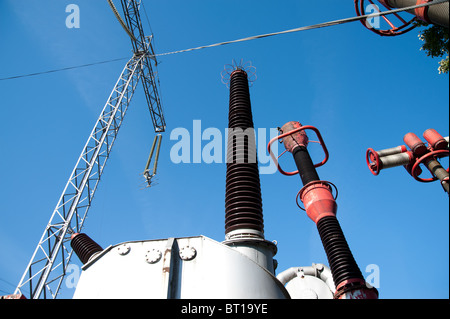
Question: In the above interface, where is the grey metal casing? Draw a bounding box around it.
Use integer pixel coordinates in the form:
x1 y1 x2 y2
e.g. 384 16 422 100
73 236 290 299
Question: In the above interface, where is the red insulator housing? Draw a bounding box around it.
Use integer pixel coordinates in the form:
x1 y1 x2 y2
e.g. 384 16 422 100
423 129 447 151
299 181 337 224
403 132 427 156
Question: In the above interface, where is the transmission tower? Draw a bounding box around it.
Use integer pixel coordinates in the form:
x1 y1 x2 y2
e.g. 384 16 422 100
14 0 164 299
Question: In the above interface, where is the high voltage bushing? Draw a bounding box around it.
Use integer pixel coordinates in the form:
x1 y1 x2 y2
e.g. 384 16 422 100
70 233 103 265
224 69 264 237
268 121 378 299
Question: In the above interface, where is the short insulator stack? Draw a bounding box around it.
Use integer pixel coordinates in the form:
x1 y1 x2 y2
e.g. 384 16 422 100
70 233 103 264
225 69 264 238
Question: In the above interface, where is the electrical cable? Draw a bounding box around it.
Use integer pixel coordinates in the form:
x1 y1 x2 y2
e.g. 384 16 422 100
1 0 447 82
152 0 448 58
0 57 128 81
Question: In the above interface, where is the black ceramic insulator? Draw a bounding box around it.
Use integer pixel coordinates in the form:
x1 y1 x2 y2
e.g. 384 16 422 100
292 145 320 185
71 233 103 264
225 70 264 235
316 216 364 286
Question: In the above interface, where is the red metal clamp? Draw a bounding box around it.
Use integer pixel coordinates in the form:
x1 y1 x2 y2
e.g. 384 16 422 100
366 148 381 176
411 149 450 183
267 125 329 176
354 0 418 36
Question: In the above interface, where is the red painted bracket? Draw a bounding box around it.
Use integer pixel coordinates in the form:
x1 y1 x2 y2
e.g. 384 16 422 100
366 148 381 176
412 149 450 183
267 125 329 176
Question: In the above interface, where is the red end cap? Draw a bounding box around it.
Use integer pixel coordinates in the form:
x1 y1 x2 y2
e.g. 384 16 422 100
423 128 447 151
404 132 427 156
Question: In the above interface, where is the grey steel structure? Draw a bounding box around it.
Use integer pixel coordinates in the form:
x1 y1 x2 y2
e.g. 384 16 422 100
14 0 164 299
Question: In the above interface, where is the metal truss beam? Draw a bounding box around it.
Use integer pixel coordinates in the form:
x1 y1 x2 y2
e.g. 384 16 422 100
120 0 166 132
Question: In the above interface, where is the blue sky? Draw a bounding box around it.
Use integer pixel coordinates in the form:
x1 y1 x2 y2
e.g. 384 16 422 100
0 0 448 299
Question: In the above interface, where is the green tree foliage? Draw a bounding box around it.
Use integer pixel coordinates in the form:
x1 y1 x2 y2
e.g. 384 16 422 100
416 21 449 74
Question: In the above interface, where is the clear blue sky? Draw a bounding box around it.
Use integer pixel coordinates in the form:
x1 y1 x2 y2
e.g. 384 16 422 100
0 0 448 299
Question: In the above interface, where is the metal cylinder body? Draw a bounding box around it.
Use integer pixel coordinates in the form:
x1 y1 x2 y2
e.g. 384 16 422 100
376 145 407 157
382 0 449 27
225 69 264 238
380 151 414 169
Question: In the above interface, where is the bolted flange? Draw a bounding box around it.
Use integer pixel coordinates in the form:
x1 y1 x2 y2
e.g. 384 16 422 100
179 246 197 261
117 244 131 256
145 248 162 264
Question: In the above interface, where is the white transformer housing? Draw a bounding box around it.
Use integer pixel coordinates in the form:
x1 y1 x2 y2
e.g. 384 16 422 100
73 235 290 299
73 235 334 299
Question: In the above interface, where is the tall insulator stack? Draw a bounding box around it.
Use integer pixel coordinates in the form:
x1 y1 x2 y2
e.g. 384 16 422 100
225 68 264 239
222 65 277 275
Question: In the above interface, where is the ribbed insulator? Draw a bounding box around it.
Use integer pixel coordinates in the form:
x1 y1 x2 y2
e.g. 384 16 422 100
316 216 364 286
225 69 264 235
70 233 103 264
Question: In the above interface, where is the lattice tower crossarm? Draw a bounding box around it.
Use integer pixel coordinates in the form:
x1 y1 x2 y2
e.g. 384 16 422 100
14 54 145 299
120 0 166 132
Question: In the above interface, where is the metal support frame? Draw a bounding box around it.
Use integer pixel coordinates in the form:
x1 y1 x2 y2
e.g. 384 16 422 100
14 54 144 299
14 0 166 299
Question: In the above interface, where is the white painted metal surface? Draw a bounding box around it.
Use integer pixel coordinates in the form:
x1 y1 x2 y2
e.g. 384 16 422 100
73 236 290 299
277 264 335 299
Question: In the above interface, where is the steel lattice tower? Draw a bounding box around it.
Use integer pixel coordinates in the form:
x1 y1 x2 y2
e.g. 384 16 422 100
14 0 165 299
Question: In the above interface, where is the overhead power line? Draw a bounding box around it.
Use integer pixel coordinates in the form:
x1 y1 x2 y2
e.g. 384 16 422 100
1 0 447 82
0 57 128 81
